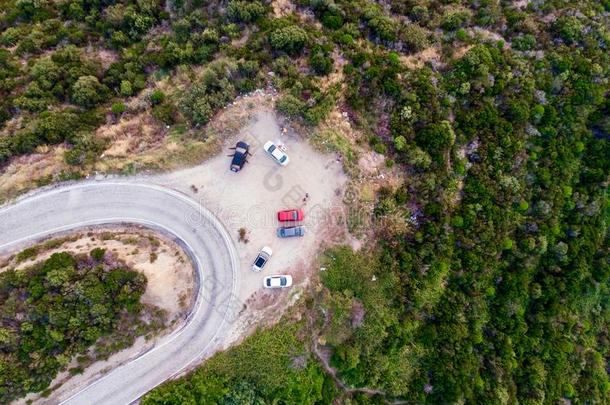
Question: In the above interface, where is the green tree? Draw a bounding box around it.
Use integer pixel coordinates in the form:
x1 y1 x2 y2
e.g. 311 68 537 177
226 0 266 23
269 26 308 55
415 120 455 163
71 75 106 108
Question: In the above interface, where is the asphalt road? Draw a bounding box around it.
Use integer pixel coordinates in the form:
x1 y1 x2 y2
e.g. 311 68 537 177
0 180 240 404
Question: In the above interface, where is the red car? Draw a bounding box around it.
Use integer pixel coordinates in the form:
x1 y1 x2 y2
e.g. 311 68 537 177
277 209 304 222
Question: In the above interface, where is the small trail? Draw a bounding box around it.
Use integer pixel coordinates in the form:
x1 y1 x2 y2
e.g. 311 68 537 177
310 338 387 396
306 305 410 404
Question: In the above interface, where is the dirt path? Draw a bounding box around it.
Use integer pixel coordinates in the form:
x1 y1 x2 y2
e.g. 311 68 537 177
307 309 410 404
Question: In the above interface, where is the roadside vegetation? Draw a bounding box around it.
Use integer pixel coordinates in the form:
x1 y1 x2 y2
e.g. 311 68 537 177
0 249 164 403
142 321 334 404
1 0 609 403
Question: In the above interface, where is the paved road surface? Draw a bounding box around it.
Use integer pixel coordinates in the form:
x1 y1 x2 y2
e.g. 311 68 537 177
0 180 240 404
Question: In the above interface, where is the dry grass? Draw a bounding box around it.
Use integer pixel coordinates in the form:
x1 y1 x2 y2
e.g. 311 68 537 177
319 51 348 92
399 46 442 70
94 111 176 172
316 107 361 145
272 0 296 18
84 47 119 70
470 27 510 48
0 145 72 204
99 86 277 171
0 115 23 135
0 85 280 203
452 44 474 60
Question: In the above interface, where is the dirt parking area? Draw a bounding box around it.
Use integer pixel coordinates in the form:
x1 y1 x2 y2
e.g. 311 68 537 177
159 108 348 314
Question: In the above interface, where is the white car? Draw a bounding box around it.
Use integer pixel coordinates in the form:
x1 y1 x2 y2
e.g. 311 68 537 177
264 275 293 289
252 246 273 272
263 141 289 166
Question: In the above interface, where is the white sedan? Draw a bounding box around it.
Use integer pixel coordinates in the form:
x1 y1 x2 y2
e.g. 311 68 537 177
252 246 272 272
263 141 289 166
263 275 293 289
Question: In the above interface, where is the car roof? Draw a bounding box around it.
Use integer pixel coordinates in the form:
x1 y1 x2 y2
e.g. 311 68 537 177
265 141 286 157
268 276 285 286
270 148 284 159
233 151 246 164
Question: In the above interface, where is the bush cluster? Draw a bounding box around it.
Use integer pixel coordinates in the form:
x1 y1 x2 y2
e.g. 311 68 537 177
0 251 149 402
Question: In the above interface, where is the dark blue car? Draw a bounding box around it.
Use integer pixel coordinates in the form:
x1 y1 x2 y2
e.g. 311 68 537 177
229 141 250 172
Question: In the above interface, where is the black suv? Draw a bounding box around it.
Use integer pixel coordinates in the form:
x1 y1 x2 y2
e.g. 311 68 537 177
229 141 250 172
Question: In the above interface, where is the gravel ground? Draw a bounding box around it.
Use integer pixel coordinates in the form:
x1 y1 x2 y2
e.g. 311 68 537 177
159 109 348 307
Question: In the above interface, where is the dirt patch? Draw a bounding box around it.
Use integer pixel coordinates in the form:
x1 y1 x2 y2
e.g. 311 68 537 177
513 0 530 10
272 0 295 18
452 44 474 60
358 151 386 176
85 47 119 70
207 88 277 138
400 46 442 70
231 28 251 47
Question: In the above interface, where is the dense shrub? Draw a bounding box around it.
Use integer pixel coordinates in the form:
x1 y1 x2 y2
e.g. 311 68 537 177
276 94 306 118
269 25 308 55
410 5 429 22
402 23 429 52
441 9 471 31
0 251 150 403
415 120 455 163
64 132 107 166
226 0 266 23
179 59 237 126
71 75 107 108
553 15 584 44
152 102 177 125
309 47 334 75
512 34 536 51
143 322 328 404
362 4 398 42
